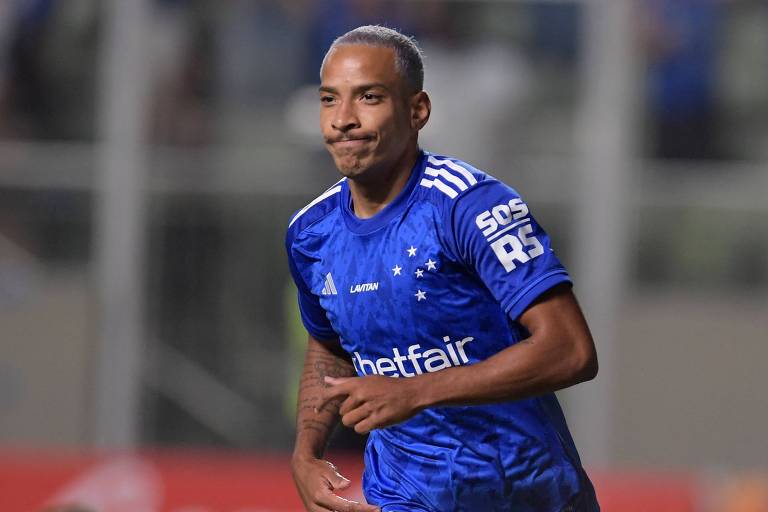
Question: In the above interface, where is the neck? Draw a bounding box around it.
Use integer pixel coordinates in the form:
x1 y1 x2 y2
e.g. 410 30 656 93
347 144 420 219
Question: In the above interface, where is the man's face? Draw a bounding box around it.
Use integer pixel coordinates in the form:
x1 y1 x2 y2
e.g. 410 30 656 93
319 45 416 179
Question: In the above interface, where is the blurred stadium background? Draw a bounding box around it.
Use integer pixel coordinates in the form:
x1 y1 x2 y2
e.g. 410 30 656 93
1 0 767 510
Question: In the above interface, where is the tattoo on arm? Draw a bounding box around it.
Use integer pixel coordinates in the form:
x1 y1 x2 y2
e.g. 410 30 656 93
296 344 355 439
301 419 333 435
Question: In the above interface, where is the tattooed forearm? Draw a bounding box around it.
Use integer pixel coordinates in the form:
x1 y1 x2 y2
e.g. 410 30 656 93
309 346 355 377
300 419 333 435
298 348 354 392
298 395 339 415
293 336 355 458
297 348 353 419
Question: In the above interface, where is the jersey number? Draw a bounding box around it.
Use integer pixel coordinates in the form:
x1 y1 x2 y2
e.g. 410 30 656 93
475 199 544 272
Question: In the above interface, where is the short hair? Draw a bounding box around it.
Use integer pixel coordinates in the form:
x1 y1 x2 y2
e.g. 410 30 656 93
321 25 424 93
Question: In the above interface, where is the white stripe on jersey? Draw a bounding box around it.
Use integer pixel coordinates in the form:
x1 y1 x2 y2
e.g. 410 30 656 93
289 179 345 228
420 177 458 199
486 218 531 242
427 156 478 186
420 158 478 199
425 167 468 192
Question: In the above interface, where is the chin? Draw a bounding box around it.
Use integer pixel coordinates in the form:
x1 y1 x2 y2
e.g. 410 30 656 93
333 153 373 178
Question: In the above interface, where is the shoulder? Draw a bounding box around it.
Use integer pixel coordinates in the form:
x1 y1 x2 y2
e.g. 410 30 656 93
286 177 345 246
418 153 487 202
417 152 519 216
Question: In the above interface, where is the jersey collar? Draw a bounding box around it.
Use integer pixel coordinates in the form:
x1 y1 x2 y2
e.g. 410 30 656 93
340 150 427 235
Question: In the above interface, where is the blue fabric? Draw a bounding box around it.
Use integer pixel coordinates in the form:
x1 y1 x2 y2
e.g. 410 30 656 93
286 151 599 511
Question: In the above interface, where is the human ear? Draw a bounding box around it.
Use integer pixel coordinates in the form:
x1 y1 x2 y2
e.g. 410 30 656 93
410 91 431 130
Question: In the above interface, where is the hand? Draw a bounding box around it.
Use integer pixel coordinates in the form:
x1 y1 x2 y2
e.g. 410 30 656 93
291 456 379 512
318 375 423 434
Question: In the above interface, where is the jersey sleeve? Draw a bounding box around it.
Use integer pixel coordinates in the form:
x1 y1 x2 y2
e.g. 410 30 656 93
285 234 339 342
447 180 571 321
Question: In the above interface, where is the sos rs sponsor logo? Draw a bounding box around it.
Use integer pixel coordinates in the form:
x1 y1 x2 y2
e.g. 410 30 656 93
475 198 544 272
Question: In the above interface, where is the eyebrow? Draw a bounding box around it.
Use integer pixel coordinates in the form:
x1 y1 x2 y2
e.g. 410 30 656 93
318 83 391 94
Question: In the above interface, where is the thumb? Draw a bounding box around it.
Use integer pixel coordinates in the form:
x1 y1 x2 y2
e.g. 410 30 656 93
328 469 351 490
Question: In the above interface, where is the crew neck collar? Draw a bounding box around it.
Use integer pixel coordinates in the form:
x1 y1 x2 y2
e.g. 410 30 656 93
340 150 426 235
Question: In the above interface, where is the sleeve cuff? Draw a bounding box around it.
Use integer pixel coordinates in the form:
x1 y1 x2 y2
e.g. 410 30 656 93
298 296 338 341
305 327 339 343
504 271 572 321
301 318 338 342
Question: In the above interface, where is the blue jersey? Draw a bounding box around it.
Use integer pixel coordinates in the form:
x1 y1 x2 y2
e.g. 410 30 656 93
286 151 598 511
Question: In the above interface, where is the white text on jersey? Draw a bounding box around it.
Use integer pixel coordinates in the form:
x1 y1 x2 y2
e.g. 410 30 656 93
475 199 544 272
349 282 379 294
353 336 474 377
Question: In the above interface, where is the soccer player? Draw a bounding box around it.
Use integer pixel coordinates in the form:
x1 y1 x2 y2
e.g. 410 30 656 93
286 25 600 512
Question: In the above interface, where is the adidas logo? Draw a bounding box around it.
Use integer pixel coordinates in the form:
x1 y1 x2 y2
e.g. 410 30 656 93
321 272 338 296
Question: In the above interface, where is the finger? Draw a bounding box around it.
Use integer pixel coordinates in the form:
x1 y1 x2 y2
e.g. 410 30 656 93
323 463 350 490
324 376 353 386
316 381 354 413
315 387 348 413
338 394 364 416
353 415 380 435
314 490 380 512
341 403 371 429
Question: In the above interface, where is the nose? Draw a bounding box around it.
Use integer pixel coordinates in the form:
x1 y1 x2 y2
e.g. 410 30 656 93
331 100 360 132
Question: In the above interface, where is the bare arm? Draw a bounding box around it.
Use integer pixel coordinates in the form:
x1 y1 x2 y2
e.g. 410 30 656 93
320 284 597 433
419 283 598 407
291 335 379 512
293 335 355 459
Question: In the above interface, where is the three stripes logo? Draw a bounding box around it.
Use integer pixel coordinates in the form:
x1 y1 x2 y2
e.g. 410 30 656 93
419 155 478 199
321 272 338 296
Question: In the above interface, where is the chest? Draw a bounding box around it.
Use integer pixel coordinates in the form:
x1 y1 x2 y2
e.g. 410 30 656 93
299 207 516 370
317 218 450 316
